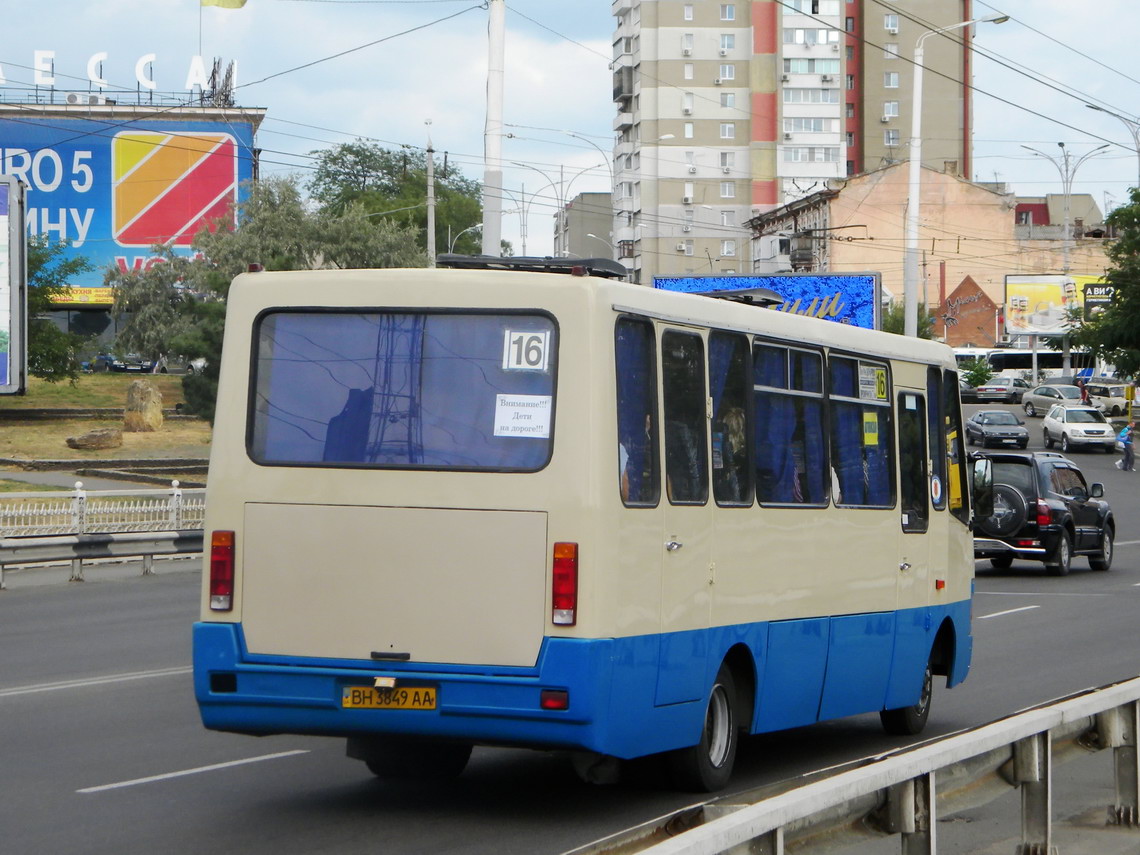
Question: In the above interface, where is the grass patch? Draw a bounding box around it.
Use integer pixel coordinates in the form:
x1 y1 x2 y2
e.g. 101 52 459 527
0 419 211 461
0 477 61 493
4 374 188 409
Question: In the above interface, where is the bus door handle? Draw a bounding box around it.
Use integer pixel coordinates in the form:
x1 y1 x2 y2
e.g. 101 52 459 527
665 540 684 552
899 561 911 572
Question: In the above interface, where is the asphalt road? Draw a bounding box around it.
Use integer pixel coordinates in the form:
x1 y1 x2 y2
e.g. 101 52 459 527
1 409 1137 855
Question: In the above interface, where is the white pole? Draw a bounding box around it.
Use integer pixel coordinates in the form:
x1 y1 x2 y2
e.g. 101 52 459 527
481 0 505 256
903 36 926 338
426 120 436 267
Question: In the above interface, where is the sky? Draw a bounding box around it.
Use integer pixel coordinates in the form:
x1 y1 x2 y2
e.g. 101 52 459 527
1 0 1138 258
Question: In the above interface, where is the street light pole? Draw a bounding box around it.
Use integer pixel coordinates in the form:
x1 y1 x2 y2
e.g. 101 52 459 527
1020 143 1109 274
903 14 1007 337
1086 104 1140 190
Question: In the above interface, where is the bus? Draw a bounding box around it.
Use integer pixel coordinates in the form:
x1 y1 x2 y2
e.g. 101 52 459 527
193 261 981 792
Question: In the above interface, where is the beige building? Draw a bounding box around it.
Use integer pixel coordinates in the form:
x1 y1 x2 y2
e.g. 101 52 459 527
609 0 978 285
747 162 1112 313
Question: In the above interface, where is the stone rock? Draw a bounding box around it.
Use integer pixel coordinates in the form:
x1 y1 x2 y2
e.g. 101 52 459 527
124 379 164 432
66 427 123 450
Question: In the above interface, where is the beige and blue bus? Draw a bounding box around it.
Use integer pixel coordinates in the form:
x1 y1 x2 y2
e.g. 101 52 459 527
194 259 979 791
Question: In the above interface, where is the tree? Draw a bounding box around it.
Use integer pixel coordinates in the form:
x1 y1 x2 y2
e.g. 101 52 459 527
26 237 92 383
307 140 493 257
880 301 935 339
1070 187 1140 376
104 245 196 362
961 357 993 388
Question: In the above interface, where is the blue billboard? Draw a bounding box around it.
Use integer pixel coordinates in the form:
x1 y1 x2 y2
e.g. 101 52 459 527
0 114 258 290
654 273 881 330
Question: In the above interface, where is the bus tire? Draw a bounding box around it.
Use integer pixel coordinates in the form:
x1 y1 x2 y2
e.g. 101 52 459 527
880 657 933 736
668 664 739 792
348 736 472 781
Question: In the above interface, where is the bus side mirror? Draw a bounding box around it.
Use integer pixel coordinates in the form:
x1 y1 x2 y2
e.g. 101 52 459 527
971 457 994 519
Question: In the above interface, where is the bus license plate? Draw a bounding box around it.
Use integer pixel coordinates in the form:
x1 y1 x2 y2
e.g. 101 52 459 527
342 686 437 710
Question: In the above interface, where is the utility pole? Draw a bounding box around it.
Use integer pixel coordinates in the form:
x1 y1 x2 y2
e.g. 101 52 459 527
481 0 505 256
426 120 436 267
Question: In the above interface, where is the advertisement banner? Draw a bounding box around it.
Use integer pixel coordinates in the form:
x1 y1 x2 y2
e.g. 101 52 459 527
653 273 880 329
0 176 26 393
0 116 257 290
1004 274 1107 336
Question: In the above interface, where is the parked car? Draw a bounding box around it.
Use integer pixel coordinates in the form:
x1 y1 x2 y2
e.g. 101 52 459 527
89 353 155 373
1042 405 1115 453
154 354 207 375
965 409 1029 449
1085 382 1130 417
973 451 1114 575
1022 384 1102 417
974 376 1032 404
959 379 979 403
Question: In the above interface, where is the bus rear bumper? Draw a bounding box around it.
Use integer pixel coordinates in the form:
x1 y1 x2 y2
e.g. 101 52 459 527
193 622 668 757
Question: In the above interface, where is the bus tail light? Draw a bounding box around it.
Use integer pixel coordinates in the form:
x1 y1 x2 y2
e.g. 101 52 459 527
552 542 578 626
210 530 235 611
1035 500 1051 528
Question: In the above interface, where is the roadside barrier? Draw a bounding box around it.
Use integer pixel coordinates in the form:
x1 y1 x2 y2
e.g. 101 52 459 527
0 481 205 588
572 677 1140 855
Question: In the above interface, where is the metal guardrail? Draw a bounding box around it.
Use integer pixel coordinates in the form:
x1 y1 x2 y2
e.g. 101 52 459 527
0 481 205 588
573 678 1140 855
0 480 205 536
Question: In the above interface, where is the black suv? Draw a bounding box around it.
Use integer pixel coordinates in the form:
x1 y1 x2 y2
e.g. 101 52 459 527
973 451 1114 575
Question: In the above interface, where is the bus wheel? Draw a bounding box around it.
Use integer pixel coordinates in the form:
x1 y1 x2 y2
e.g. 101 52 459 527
347 736 472 780
668 664 739 792
880 657 933 736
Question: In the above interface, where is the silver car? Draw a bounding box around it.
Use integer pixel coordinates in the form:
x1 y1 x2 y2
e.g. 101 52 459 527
1022 384 1092 417
1042 405 1115 453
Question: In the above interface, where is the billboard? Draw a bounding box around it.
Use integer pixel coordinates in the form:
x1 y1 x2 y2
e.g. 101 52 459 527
653 273 881 329
1004 274 1107 336
0 115 258 292
0 176 26 393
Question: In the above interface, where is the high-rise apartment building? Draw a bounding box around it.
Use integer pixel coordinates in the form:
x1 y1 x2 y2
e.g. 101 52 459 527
611 0 975 283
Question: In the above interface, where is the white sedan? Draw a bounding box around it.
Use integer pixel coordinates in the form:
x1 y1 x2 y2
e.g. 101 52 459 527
1042 405 1116 453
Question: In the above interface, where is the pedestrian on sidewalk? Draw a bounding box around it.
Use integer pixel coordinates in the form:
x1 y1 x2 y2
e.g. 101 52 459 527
1120 421 1135 472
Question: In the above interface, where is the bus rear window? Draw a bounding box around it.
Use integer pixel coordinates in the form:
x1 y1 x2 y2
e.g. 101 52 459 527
250 311 557 470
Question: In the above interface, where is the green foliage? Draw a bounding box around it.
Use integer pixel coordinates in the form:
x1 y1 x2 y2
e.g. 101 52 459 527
1070 187 1140 375
104 244 196 361
880 301 935 339
961 358 993 388
307 140 497 257
26 237 93 383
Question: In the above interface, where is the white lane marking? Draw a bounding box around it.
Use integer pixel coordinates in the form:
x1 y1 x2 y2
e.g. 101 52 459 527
976 591 1107 598
978 605 1040 620
78 750 310 794
1115 539 1140 547
0 666 191 698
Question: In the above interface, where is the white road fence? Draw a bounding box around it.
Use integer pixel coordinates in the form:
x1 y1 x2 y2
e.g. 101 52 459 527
0 480 205 536
0 481 206 587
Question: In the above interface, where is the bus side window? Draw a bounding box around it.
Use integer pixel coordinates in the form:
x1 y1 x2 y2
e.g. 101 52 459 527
709 331 752 506
753 343 826 506
944 368 969 523
829 356 894 508
927 367 947 511
662 331 708 505
616 318 660 506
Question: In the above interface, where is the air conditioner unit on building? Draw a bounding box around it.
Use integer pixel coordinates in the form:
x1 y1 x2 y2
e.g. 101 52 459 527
714 78 722 85
682 224 692 232
719 48 728 56
722 166 731 174
780 74 789 82
687 165 697 173
682 195 694 204
676 243 687 252
682 106 692 115
880 116 890 123
682 48 692 56
886 26 898 34
821 75 833 82
65 92 106 106
831 43 840 51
